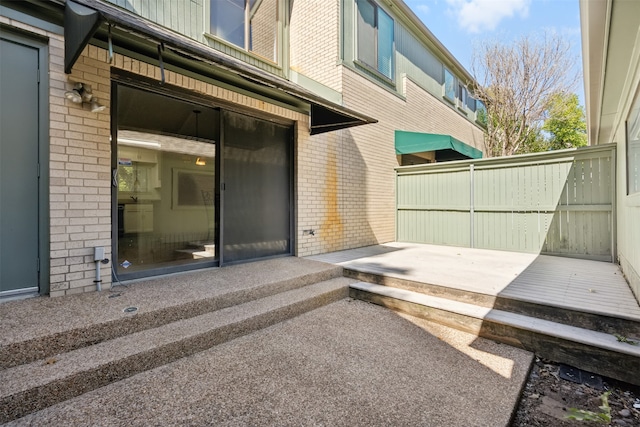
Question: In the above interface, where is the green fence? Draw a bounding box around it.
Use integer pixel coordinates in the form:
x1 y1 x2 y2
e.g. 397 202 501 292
396 144 616 261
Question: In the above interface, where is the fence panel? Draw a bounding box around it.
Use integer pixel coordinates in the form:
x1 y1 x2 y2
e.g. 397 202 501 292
396 145 616 261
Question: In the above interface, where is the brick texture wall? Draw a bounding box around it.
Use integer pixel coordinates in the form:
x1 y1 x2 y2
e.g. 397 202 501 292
49 46 112 297
289 0 342 92
294 68 486 257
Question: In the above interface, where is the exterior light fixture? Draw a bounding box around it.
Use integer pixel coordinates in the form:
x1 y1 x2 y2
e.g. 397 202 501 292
90 98 106 113
64 82 105 113
195 157 206 166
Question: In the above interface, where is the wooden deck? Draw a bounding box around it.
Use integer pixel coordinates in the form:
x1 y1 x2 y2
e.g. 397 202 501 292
308 242 640 321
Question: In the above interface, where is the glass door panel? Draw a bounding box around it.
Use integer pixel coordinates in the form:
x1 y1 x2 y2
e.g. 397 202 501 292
115 86 219 277
222 111 292 263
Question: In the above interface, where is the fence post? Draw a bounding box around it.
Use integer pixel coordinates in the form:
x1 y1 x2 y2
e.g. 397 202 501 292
470 163 475 248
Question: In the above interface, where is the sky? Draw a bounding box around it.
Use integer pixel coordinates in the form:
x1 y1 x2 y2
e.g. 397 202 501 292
402 0 585 105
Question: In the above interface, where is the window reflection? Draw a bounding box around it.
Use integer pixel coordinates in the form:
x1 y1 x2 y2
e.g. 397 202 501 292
115 86 218 276
210 0 279 62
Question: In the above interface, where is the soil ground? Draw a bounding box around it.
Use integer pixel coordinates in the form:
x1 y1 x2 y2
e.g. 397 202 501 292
512 358 640 426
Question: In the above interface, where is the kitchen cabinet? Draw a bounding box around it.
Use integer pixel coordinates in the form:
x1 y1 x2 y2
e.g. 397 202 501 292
123 204 154 233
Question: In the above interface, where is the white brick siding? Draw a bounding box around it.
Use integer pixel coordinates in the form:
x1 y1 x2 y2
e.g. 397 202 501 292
289 0 342 92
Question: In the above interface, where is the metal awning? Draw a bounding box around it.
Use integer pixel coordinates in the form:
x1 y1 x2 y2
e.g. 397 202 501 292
395 130 483 160
63 0 377 135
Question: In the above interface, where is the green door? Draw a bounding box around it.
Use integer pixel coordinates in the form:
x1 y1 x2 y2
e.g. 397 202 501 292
0 37 41 296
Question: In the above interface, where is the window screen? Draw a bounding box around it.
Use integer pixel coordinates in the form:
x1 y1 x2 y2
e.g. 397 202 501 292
444 69 455 101
356 0 376 70
377 8 394 79
356 0 394 80
458 84 467 110
222 111 292 262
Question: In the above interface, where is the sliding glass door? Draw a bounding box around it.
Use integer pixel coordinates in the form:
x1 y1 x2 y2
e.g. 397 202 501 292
113 84 293 279
114 85 219 277
222 111 293 263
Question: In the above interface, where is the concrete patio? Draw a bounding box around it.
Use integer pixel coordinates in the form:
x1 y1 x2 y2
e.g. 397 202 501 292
0 256 533 426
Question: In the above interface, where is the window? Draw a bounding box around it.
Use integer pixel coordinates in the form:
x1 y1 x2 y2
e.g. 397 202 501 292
209 0 278 62
443 68 455 102
356 0 394 80
115 85 219 276
458 84 467 110
476 100 487 127
627 89 640 195
467 94 477 112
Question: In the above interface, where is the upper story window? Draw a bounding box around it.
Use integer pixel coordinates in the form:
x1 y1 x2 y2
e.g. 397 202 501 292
458 84 467 110
443 68 455 102
356 0 394 80
209 0 278 62
476 100 488 127
467 94 477 112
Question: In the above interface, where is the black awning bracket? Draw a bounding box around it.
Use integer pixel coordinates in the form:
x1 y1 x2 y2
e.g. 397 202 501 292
64 0 103 74
157 42 165 85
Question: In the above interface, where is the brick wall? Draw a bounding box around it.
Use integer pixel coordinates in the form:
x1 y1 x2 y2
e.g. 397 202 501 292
3 3 486 292
288 0 486 256
49 46 112 297
294 67 486 257
289 0 342 92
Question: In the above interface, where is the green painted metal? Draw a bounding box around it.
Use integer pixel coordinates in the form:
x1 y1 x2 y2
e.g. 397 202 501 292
395 130 483 159
396 145 617 261
104 0 283 76
0 30 50 296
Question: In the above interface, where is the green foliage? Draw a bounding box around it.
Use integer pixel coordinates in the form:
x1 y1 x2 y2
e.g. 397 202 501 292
565 391 611 424
476 101 488 127
542 92 587 150
614 334 639 345
516 127 547 154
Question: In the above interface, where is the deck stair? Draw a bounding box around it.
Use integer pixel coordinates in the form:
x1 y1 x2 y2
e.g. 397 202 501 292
0 258 354 423
174 241 216 259
349 277 640 386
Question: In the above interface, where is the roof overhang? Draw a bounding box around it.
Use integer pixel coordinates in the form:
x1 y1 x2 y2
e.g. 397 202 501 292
579 0 611 145
62 0 377 135
580 0 640 145
395 131 483 161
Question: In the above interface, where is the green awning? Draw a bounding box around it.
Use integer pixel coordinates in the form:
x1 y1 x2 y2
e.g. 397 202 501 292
395 131 483 160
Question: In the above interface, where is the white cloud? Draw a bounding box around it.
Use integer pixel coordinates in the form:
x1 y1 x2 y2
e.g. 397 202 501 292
416 4 431 14
446 0 531 33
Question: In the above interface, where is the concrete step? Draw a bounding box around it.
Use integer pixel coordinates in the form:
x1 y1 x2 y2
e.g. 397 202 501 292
0 277 353 423
350 282 640 386
0 258 344 370
344 268 640 338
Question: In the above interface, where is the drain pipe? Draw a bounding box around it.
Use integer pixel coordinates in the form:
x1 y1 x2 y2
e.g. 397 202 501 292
93 247 109 292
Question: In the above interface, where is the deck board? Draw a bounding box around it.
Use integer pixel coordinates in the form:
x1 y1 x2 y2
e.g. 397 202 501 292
308 242 640 320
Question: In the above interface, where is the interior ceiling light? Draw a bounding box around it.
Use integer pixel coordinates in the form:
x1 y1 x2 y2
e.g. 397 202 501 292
195 157 206 166
117 138 161 148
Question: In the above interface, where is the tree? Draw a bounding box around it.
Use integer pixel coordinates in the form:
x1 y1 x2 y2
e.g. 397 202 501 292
471 31 579 157
542 92 587 150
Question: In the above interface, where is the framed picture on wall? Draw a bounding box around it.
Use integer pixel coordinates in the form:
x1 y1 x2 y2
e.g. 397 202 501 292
172 168 215 209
